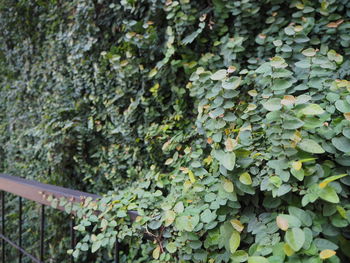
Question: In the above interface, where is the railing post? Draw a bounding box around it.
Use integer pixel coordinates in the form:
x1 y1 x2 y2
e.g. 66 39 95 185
40 205 45 262
19 197 22 263
70 216 75 263
1 191 5 263
114 240 119 263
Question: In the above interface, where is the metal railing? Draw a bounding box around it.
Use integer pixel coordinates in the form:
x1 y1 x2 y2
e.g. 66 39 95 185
0 174 124 263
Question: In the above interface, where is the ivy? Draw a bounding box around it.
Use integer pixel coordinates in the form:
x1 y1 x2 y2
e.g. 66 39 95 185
1 0 350 262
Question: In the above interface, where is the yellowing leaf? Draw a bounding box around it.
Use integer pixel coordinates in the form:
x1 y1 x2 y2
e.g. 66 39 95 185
319 174 347 189
188 170 196 183
283 243 295 256
152 246 161 259
239 172 252 185
225 138 236 152
227 66 237 73
165 158 173 165
336 205 347 219
281 95 296 106
292 161 302 171
229 230 241 254
230 219 244 232
164 210 176 226
276 215 289 231
148 68 158 78
223 179 234 193
319 249 336 259
248 89 258 97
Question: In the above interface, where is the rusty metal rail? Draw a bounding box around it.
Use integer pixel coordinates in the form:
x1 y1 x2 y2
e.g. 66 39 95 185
0 173 121 263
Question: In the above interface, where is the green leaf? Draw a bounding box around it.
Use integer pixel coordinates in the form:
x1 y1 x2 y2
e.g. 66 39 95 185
213 150 236 171
319 186 339 203
211 69 227 80
201 209 216 223
271 79 293 91
209 107 224 118
298 139 325 154
175 214 200 232
222 76 241 90
285 227 305 251
166 242 177 253
335 100 350 113
278 214 301 228
332 136 350 153
229 230 240 254
248 256 269 263
81 243 89 252
263 98 282 111
231 250 248 262
283 119 304 130
288 207 312 227
91 241 102 253
300 104 325 115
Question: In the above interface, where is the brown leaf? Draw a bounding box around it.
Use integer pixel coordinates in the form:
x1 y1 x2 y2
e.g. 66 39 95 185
225 138 235 152
327 19 344 28
276 215 289 231
281 95 296 106
344 112 350 120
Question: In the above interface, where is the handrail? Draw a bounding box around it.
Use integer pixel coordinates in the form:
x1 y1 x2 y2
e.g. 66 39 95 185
0 174 100 211
0 174 122 263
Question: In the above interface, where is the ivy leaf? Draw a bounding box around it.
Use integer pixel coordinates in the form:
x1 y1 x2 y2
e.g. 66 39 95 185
152 246 161 259
248 256 269 263
91 241 102 253
319 174 347 189
285 228 305 251
276 216 289 231
213 150 236 171
222 76 241 90
263 98 282 111
302 48 316 57
211 69 227 80
300 104 325 115
175 214 199 232
239 172 252 185
335 100 350 113
164 210 176 226
319 186 339 203
166 242 177 254
298 139 325 154
223 179 234 192
332 136 350 153
229 230 240 254
319 249 336 259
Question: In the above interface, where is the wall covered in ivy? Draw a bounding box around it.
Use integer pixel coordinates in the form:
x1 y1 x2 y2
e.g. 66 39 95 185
1 0 350 262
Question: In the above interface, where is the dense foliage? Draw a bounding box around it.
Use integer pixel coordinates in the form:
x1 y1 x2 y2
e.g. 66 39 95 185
1 0 350 262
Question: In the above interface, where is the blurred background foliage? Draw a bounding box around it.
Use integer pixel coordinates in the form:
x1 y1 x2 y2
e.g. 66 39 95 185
1 0 350 262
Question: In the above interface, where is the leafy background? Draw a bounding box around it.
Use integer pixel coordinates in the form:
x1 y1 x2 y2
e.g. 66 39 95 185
1 0 350 262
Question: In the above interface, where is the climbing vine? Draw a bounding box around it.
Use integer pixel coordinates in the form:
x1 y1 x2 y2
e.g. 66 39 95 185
1 0 350 262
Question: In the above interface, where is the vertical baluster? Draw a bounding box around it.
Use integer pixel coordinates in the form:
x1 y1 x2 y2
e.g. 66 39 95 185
1 191 5 263
114 240 119 263
70 216 75 263
18 197 22 263
40 205 45 262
